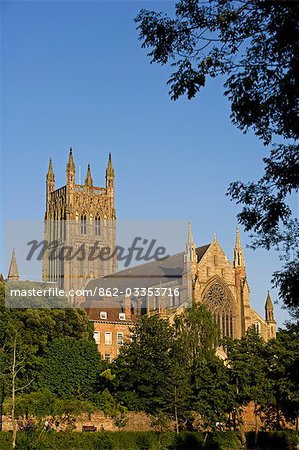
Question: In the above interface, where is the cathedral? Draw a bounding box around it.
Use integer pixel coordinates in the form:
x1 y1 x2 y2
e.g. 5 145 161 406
8 149 276 361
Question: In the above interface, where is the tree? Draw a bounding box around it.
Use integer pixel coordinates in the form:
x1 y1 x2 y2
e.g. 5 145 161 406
266 323 299 430
114 315 191 426
225 327 272 445
114 305 234 431
0 278 93 388
10 331 34 449
38 337 103 400
174 303 218 367
174 304 235 431
135 0 299 315
192 356 234 432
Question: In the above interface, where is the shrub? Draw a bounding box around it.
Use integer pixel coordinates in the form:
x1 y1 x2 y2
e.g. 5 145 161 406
173 431 205 449
246 431 299 449
205 431 242 449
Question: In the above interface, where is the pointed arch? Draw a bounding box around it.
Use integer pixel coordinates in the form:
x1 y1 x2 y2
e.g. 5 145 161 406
94 215 101 236
201 276 236 338
80 213 87 234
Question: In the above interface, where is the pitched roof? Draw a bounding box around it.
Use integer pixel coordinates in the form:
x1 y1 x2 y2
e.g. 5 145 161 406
84 244 210 303
85 304 136 323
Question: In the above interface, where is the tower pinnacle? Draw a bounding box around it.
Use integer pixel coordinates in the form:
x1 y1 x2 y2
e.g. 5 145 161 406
66 147 75 184
184 222 197 263
7 249 19 281
47 159 55 182
233 226 245 268
106 153 115 178
265 290 274 321
85 164 93 186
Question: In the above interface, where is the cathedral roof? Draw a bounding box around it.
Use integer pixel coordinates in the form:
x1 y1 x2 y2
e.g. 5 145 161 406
84 244 210 302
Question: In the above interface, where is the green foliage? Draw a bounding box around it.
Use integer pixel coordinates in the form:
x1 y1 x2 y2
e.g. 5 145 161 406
264 324 299 429
114 315 188 416
0 279 93 393
0 431 297 450
14 390 57 419
205 431 241 450
92 388 126 420
225 327 271 409
38 337 103 400
246 431 299 450
3 390 97 421
192 357 235 431
174 303 218 365
172 431 205 449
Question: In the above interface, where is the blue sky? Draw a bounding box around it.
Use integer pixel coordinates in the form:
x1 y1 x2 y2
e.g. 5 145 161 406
0 1 290 325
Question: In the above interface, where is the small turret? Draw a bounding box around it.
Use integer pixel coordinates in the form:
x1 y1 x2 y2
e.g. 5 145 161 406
184 222 197 263
66 147 75 185
265 290 274 322
233 227 245 268
85 164 93 187
46 159 55 209
106 153 115 190
46 159 55 183
7 249 19 281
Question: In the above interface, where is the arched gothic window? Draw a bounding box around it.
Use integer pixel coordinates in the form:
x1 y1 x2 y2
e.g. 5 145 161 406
202 279 234 338
80 214 87 234
95 216 101 236
253 321 261 335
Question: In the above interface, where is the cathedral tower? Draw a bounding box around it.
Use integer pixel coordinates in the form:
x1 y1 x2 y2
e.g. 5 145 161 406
233 227 250 337
42 149 117 295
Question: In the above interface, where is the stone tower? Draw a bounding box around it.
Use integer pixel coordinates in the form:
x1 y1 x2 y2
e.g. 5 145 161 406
42 148 117 294
265 290 276 339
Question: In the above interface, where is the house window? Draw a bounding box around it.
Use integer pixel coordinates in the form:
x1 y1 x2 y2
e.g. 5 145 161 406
100 311 107 320
105 332 112 345
119 313 126 321
214 255 218 266
80 214 87 234
95 216 101 236
104 353 111 363
93 331 100 344
117 332 124 345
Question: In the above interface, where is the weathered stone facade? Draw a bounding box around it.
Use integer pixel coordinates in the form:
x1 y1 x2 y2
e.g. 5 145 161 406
83 225 276 359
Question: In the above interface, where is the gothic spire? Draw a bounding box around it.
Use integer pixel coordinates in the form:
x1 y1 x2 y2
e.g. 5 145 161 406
85 163 93 187
66 147 75 185
233 226 245 268
7 249 19 281
187 221 194 245
67 147 75 172
265 290 274 309
265 290 274 321
106 153 115 178
184 222 197 263
46 158 55 182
